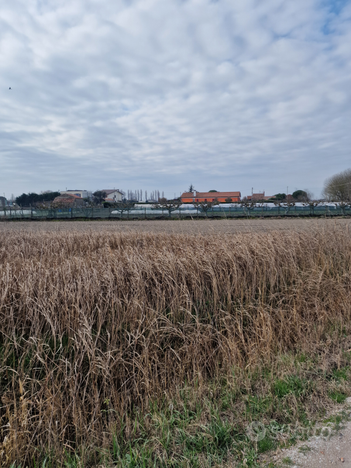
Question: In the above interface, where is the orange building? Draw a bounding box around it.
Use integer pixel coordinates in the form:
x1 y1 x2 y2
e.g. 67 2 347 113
180 191 241 203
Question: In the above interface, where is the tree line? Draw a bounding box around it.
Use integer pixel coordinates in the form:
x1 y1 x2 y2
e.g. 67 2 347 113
12 168 351 210
15 192 61 207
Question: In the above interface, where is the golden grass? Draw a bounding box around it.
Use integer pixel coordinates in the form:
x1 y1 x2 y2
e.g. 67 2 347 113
0 217 351 235
0 225 351 465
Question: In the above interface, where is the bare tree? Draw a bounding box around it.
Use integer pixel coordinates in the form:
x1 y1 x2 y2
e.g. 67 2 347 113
194 198 219 217
323 168 351 202
241 199 257 217
273 200 283 216
334 200 351 216
111 199 136 217
35 200 55 210
302 200 320 216
153 197 182 217
282 199 296 215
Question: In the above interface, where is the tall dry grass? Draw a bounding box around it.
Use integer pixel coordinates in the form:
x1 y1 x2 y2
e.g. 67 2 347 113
0 226 351 465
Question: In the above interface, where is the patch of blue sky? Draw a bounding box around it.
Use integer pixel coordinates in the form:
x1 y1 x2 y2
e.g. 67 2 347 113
121 102 141 114
321 0 350 34
323 0 349 15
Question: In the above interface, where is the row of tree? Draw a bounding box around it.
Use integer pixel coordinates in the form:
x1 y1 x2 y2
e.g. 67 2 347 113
273 190 309 201
124 189 164 201
13 168 351 209
14 190 168 208
15 192 61 207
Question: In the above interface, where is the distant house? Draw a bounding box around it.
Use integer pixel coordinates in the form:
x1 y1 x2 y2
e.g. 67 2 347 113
53 194 85 207
0 196 7 208
180 191 241 203
247 192 274 201
60 190 91 199
101 189 124 202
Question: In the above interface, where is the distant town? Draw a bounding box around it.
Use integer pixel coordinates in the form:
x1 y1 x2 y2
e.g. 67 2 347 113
0 187 310 209
1 169 350 219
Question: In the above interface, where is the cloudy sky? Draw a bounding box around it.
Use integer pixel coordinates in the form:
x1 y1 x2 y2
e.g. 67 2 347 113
1 0 350 199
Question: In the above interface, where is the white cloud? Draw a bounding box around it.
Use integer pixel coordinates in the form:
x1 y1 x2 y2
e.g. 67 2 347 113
0 0 350 198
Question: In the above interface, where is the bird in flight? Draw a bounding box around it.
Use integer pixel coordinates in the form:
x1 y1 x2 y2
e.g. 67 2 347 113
9 87 11 90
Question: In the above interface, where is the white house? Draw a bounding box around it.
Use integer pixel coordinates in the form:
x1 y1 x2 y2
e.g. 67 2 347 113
102 189 124 202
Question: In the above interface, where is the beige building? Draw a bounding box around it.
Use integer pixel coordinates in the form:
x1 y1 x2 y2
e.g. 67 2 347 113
247 192 275 201
102 189 124 202
60 190 91 199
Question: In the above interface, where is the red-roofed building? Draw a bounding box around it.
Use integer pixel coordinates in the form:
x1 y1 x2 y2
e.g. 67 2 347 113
180 191 241 203
53 194 85 207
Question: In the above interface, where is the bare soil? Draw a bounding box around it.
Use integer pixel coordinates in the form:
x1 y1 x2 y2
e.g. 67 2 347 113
270 400 351 467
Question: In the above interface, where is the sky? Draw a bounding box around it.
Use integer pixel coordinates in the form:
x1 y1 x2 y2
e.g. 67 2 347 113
1 0 351 200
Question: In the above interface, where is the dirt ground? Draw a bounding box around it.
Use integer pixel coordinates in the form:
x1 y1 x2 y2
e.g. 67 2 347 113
270 400 351 467
0 217 350 235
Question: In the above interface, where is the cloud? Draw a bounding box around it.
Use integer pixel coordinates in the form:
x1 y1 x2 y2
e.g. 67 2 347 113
0 0 350 198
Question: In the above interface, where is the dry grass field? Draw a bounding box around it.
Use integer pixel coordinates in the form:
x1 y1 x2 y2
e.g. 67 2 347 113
1 218 351 467
0 216 350 235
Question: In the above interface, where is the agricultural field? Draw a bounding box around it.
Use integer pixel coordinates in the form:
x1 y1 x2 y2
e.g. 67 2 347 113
1 218 351 467
0 216 351 235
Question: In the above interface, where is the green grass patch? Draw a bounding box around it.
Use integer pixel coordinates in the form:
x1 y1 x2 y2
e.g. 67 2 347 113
329 391 347 403
272 376 308 399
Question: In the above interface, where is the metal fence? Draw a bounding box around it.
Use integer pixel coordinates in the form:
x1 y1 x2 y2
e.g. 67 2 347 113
0 204 350 220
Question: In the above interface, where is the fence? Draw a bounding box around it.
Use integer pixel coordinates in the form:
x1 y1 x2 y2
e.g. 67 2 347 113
0 204 350 220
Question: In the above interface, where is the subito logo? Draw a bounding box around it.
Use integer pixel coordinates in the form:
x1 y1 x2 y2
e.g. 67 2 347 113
246 421 266 441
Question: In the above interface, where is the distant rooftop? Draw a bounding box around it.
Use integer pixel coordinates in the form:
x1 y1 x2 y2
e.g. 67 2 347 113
101 189 124 194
